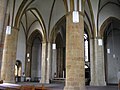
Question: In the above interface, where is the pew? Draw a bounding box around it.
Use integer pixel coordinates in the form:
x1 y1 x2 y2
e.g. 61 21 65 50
0 85 21 90
35 87 47 90
20 85 35 90
0 84 48 90
35 85 47 90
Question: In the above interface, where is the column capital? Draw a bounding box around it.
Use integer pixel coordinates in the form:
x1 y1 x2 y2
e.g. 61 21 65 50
65 0 85 12
90 37 104 41
11 26 19 31
96 36 103 39
42 41 47 44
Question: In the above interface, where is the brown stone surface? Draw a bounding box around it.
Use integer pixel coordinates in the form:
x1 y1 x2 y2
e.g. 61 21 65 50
64 13 85 90
1 28 18 83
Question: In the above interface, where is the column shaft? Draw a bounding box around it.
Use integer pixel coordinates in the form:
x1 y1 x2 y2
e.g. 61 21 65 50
64 13 85 90
90 38 96 85
95 38 106 85
41 42 47 83
1 27 18 83
46 42 51 83
0 0 8 79
90 38 106 86
52 48 57 78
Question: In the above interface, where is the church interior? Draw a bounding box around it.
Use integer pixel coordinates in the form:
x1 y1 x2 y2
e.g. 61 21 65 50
0 0 120 90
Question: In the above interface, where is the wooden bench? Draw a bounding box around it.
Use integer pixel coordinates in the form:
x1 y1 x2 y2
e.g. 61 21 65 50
5 87 20 90
0 86 21 90
0 85 48 90
35 85 47 90
35 87 47 90
20 85 35 90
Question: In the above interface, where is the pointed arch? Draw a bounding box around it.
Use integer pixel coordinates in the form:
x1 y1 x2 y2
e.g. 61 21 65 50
100 17 120 37
49 15 66 43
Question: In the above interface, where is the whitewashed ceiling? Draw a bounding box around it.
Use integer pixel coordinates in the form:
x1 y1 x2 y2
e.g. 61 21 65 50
7 0 120 40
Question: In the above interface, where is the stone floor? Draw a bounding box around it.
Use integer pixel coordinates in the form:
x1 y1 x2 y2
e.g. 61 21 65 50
19 82 118 90
86 86 117 90
0 82 118 90
45 85 118 90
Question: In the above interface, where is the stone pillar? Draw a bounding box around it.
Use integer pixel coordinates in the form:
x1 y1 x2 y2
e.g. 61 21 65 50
41 42 47 83
90 38 96 85
1 27 18 83
64 13 85 90
0 0 7 78
46 42 51 83
0 0 7 38
95 38 106 86
52 45 57 79
90 38 106 86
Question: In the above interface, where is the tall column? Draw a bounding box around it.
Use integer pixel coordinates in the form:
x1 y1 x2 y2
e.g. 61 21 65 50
90 38 96 85
90 38 106 86
0 0 7 78
46 42 51 83
95 38 106 85
1 27 18 83
64 13 85 90
51 44 57 79
41 42 47 83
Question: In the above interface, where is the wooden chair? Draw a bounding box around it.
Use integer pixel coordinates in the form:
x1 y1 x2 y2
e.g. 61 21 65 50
20 85 35 90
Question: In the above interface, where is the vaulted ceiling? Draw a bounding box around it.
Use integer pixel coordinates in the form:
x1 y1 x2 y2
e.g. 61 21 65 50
6 0 120 41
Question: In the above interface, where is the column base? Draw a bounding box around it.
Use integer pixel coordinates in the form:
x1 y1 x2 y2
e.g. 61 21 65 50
90 80 106 86
45 79 50 84
64 86 86 90
90 80 97 86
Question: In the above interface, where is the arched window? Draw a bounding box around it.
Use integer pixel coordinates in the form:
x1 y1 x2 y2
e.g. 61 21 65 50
15 60 22 76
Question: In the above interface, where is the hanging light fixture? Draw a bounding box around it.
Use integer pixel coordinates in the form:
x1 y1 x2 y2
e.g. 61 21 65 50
98 39 103 46
72 11 79 23
27 53 30 57
72 0 82 23
52 43 56 50
6 26 11 35
73 0 79 23
28 59 30 62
